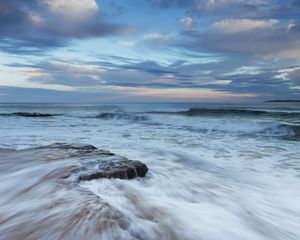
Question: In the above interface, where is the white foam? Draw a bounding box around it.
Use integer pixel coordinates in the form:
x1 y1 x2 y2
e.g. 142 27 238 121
0 103 300 239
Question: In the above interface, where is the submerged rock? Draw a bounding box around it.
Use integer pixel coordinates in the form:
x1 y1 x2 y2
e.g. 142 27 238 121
79 160 148 181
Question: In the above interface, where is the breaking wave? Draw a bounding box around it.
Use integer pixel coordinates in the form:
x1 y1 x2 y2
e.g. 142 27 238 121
228 123 300 138
148 108 300 118
96 112 148 121
0 112 62 117
1 102 300 240
0 143 155 240
150 119 300 139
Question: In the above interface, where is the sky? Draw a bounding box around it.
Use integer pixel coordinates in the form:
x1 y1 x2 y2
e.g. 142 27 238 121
0 0 300 103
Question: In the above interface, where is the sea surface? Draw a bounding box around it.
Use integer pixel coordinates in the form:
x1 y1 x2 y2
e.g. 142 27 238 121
0 103 299 240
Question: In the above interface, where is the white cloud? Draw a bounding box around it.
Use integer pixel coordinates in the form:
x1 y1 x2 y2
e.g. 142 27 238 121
117 41 137 48
28 12 44 25
274 66 300 80
226 66 263 75
180 17 193 29
214 19 278 33
207 0 268 9
143 33 174 42
46 0 98 19
116 33 175 48
212 80 232 84
287 21 296 31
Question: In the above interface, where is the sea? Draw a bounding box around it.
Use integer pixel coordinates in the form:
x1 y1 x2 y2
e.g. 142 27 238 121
0 102 299 240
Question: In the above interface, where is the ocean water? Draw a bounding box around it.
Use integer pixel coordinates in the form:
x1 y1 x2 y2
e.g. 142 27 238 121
0 103 299 240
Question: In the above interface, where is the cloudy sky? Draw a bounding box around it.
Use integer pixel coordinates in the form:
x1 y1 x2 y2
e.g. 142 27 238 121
0 0 299 102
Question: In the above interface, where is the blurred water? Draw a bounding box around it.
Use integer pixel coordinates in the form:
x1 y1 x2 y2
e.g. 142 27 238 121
0 103 299 240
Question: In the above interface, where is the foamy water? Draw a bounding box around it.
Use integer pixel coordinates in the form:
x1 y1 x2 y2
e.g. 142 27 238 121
0 103 299 240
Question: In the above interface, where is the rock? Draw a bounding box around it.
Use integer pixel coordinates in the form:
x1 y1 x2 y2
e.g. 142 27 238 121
79 160 148 181
2 142 149 181
41 143 98 151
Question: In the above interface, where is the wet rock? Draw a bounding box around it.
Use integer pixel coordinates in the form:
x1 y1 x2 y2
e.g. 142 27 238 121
38 143 149 181
0 143 149 181
79 160 148 181
41 143 98 151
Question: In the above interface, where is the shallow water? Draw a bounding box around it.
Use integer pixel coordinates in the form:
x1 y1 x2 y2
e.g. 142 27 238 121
0 103 299 240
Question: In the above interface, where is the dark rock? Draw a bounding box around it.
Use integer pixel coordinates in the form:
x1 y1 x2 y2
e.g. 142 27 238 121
79 160 148 181
41 143 98 151
0 142 148 181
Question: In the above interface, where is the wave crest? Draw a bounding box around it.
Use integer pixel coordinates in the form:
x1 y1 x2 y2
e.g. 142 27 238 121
0 112 61 117
96 112 148 121
148 108 300 118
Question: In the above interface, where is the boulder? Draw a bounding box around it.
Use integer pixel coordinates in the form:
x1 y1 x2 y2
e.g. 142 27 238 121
79 160 148 181
4 143 149 181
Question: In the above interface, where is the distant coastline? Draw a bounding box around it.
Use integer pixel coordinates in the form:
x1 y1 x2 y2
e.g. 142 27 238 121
266 100 300 103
